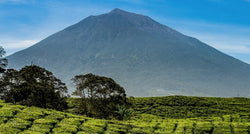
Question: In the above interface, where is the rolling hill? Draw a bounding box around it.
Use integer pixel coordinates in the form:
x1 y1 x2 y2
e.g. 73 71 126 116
1 96 250 133
7 8 250 97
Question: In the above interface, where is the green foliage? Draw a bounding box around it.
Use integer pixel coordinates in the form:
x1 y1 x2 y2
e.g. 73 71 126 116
57 118 82 126
52 126 78 133
79 119 107 133
28 124 53 133
0 124 21 134
117 104 133 120
15 107 44 120
194 122 213 133
154 122 176 133
128 96 250 119
232 122 250 134
44 111 66 120
0 117 8 124
213 122 232 133
52 117 83 133
106 123 128 133
1 96 250 134
0 65 68 111
5 118 32 130
0 105 23 118
34 118 58 125
72 73 127 119
19 130 44 134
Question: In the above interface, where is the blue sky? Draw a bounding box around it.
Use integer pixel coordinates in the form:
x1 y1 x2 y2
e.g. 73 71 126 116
1 0 250 63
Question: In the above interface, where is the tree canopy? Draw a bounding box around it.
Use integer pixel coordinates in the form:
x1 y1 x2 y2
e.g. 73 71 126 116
0 65 68 110
72 73 127 119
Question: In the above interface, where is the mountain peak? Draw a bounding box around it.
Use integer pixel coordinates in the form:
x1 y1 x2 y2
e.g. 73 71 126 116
109 8 127 14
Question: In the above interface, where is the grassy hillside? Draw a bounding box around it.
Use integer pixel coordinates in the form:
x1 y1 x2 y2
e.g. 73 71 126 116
130 96 250 118
67 96 250 119
1 96 250 134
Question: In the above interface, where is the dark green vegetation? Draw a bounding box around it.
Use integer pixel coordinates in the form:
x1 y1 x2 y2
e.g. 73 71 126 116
68 96 250 119
129 96 250 119
0 65 68 110
0 62 128 120
7 8 250 97
72 73 127 119
1 96 250 134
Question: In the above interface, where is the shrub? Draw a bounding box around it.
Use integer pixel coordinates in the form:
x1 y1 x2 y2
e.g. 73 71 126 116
52 125 78 133
34 118 58 125
19 130 44 134
15 107 44 120
213 122 231 133
0 124 22 134
28 124 53 133
5 118 32 130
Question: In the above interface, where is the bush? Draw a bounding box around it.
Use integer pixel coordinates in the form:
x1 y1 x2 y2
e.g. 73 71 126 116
15 107 44 120
0 124 21 134
5 118 32 130
34 118 58 125
52 125 78 133
28 124 53 133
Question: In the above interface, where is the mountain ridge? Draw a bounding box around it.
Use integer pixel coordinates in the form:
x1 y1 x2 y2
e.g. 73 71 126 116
7 8 250 97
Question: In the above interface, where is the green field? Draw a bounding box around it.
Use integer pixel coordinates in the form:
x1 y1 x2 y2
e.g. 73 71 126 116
1 96 250 134
68 96 250 119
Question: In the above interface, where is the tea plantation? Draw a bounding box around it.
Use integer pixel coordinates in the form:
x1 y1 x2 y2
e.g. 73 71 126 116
68 96 250 119
1 96 250 134
129 96 250 118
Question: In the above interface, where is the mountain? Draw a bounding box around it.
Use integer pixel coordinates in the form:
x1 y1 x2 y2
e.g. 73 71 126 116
7 8 250 97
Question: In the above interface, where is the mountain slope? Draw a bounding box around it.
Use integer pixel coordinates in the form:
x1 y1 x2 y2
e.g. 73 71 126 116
7 8 250 97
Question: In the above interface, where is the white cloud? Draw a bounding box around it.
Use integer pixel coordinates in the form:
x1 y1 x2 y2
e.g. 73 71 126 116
188 32 250 54
213 45 250 54
2 39 38 49
1 39 39 55
186 32 250 56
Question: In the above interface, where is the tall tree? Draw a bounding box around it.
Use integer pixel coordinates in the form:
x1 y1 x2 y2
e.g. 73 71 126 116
0 46 7 73
72 73 127 119
0 65 68 110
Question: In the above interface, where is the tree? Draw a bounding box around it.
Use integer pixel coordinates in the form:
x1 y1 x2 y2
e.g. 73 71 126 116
72 73 127 119
0 46 8 73
0 69 19 101
0 65 68 110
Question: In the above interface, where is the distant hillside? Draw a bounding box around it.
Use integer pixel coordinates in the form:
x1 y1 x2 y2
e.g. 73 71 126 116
7 8 250 97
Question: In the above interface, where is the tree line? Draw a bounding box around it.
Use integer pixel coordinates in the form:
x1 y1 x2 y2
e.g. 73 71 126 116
0 46 130 120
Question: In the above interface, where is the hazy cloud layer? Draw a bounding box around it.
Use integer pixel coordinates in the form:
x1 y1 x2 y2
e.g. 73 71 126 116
1 39 39 55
